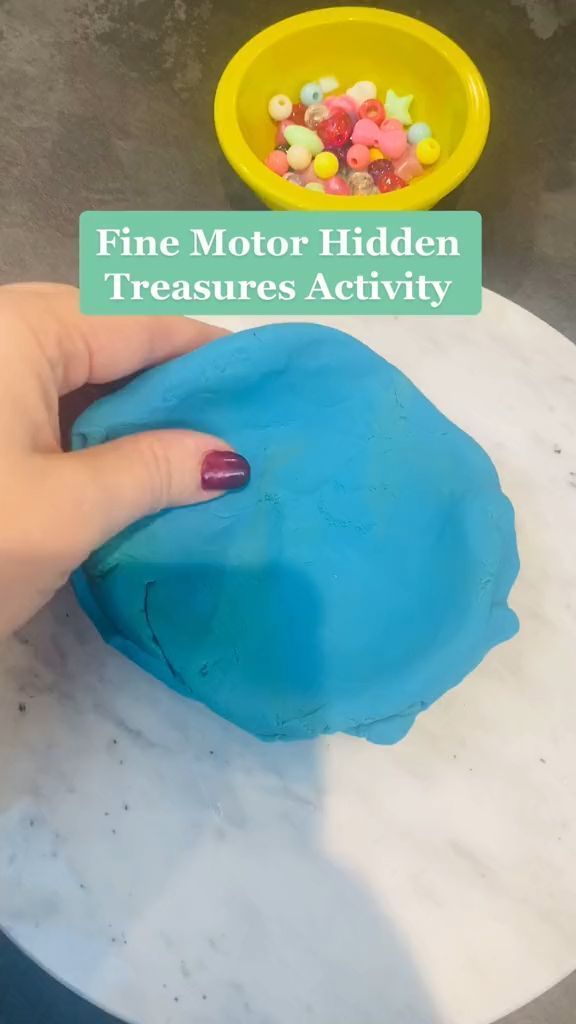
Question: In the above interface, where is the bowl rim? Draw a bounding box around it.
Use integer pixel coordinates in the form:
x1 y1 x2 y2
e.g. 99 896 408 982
214 6 490 211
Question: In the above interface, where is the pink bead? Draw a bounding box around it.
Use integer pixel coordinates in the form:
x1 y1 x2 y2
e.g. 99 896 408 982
324 175 351 195
265 150 289 176
377 127 408 159
380 118 403 133
393 145 424 182
351 118 382 148
347 144 371 171
326 95 358 119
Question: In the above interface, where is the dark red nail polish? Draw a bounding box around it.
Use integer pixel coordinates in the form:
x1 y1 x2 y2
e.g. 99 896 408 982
201 450 251 491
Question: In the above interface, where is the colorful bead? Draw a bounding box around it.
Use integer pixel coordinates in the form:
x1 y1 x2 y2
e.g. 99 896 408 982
407 121 432 145
416 137 441 165
300 163 323 185
265 150 290 175
348 171 379 195
368 158 394 182
268 94 293 121
313 150 339 179
263 74 438 197
346 80 377 105
352 118 382 148
284 124 324 155
291 103 307 126
300 82 324 106
347 144 371 171
325 95 358 119
393 146 423 182
318 75 339 95
283 172 304 186
384 89 413 126
304 103 330 129
324 175 351 195
378 128 408 159
358 98 386 125
378 172 407 193
317 111 353 149
330 144 353 170
275 120 292 146
287 144 312 171
380 118 403 133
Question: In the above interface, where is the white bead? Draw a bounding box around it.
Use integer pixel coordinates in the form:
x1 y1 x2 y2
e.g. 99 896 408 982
287 145 312 171
268 94 293 121
346 80 378 105
318 75 339 95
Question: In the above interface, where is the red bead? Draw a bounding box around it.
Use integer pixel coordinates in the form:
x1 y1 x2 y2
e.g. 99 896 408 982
358 99 386 125
291 103 307 125
275 119 293 146
368 158 394 181
275 104 307 145
377 172 407 193
317 110 353 149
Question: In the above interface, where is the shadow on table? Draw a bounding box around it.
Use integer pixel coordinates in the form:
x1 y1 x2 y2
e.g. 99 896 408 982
0 562 442 1024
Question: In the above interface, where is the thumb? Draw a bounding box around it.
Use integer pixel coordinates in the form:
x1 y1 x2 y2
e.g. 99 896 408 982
56 430 250 555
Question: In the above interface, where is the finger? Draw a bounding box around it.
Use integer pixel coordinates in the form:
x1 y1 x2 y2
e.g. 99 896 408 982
0 283 228 395
50 431 250 556
59 380 136 451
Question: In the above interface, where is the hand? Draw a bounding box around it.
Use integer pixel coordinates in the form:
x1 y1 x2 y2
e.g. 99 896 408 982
0 283 248 638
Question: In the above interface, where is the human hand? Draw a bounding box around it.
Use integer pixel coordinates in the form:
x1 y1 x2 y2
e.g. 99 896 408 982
0 283 249 638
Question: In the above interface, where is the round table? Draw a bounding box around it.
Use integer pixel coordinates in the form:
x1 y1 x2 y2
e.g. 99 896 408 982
1 290 575 1024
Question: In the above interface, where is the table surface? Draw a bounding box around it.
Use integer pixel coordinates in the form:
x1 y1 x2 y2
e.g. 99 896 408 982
0 291 575 1024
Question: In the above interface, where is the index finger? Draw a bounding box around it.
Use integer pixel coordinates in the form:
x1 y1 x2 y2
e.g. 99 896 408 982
0 283 229 395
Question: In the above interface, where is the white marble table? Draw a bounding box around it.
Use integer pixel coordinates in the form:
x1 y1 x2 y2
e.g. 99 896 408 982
1 290 575 1024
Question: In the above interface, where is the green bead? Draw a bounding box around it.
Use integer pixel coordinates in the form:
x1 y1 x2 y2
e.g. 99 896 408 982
384 89 413 126
284 125 324 156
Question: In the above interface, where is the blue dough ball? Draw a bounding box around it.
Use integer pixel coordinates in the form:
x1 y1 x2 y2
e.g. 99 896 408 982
72 324 519 744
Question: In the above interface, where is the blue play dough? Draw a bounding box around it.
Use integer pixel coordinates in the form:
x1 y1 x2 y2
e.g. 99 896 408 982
72 323 520 744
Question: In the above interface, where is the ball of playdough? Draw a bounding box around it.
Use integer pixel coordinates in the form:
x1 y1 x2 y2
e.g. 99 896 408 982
72 324 519 745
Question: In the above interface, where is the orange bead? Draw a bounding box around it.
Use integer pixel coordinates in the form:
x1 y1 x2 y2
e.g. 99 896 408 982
369 147 384 162
265 150 290 176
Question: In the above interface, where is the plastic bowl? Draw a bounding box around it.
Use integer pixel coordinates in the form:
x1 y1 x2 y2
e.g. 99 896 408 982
214 7 490 211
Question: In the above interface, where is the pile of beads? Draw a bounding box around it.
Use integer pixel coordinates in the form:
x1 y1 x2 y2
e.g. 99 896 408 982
265 76 441 196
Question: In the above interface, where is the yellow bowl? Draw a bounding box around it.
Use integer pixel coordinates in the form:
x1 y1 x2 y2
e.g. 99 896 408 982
214 7 490 211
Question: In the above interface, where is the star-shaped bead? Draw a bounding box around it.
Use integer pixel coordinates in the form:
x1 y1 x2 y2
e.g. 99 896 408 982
384 89 413 126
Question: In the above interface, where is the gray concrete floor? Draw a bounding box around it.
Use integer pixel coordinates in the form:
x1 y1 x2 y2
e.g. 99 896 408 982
0 0 575 1021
